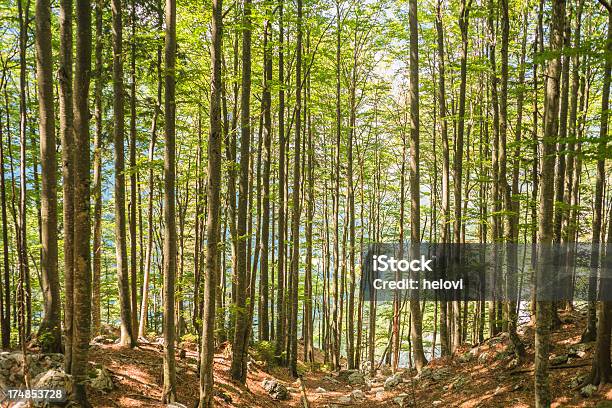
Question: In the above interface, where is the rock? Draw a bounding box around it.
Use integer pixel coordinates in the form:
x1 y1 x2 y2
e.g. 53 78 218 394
393 393 411 407
261 378 289 400
286 387 299 393
375 390 385 399
90 366 114 392
348 371 365 386
315 387 326 393
478 351 490 363
322 375 340 384
91 335 114 345
337 369 359 382
351 389 365 401
580 384 597 398
458 352 472 363
549 354 568 366
371 386 384 393
384 373 402 390
432 401 443 406
337 395 353 404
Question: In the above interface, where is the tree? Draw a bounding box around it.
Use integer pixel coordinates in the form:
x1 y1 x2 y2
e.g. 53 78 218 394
58 0 75 360
112 0 136 348
288 0 303 378
199 0 222 402
92 0 104 338
35 0 61 353
72 0 93 402
231 0 252 383
408 0 427 372
535 0 565 406
587 0 612 387
162 0 178 400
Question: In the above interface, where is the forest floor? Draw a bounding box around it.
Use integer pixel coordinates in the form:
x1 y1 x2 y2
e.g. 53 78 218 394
87 310 612 407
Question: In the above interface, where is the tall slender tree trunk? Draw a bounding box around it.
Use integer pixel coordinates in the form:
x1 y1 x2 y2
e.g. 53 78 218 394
587 0 612 387
500 0 524 358
72 0 93 403
92 0 104 338
112 0 135 348
275 0 286 362
17 0 31 343
138 4 163 340
535 1 564 406
435 0 450 357
259 3 272 342
129 0 139 335
58 0 74 362
0 85 10 349
199 0 222 403
162 0 177 400
288 0 302 377
408 0 427 372
231 0 252 383
35 0 61 354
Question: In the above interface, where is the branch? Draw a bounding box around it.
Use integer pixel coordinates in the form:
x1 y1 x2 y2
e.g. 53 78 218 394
598 0 612 13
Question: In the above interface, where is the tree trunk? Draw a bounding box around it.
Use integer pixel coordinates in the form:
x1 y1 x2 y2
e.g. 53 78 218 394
112 0 135 348
259 3 272 342
230 0 252 383
408 0 427 372
35 0 61 354
535 1 564 406
587 0 612 387
129 0 139 335
162 0 177 401
288 0 302 378
92 0 104 338
72 0 93 403
199 0 222 403
275 0 286 362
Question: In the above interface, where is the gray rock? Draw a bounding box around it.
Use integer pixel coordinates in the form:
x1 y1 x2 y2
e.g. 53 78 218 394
393 393 411 407
261 378 289 400
384 373 402 390
351 389 365 400
458 352 472 363
90 366 114 392
478 351 490 363
337 369 359 381
315 387 326 393
348 371 365 386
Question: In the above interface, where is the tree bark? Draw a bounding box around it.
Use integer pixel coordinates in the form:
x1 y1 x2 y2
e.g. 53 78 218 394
162 0 177 400
112 0 136 347
230 0 252 383
535 1 564 406
35 0 61 354
72 0 93 403
199 0 222 403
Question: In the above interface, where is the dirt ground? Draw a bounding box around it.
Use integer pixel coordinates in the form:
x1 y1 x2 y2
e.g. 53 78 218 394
87 310 612 407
